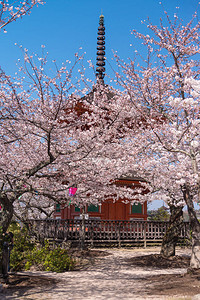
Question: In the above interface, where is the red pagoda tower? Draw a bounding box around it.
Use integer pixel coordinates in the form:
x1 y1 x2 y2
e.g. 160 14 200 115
54 15 147 221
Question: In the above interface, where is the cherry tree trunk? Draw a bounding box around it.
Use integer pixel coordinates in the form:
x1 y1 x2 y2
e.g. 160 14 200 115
0 196 14 280
160 204 183 257
182 184 200 269
0 196 14 233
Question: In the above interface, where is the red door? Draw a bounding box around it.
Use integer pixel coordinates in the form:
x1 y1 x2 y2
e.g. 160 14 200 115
107 201 125 220
115 202 125 220
108 201 115 220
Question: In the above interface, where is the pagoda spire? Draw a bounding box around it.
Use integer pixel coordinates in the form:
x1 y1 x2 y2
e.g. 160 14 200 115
96 14 105 84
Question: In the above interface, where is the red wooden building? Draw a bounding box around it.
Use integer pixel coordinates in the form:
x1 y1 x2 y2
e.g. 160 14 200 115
54 174 147 221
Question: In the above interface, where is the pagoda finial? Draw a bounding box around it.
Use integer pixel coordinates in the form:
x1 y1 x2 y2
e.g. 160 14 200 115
96 14 105 84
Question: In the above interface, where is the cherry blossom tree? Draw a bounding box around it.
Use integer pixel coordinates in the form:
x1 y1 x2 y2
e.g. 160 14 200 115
0 0 43 32
114 10 200 266
0 46 142 236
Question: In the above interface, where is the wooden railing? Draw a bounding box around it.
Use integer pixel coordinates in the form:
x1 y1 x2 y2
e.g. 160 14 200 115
27 219 191 246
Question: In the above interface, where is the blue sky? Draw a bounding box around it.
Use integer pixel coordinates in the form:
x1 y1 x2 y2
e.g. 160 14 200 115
1 0 200 210
1 0 199 80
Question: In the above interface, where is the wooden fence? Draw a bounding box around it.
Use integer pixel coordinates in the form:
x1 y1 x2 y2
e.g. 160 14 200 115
27 219 191 247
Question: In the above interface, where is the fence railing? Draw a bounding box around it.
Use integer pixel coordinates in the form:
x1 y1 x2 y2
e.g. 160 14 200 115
27 219 191 246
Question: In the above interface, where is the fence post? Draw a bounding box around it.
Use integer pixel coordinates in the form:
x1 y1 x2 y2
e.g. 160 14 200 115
143 222 147 249
80 207 86 250
90 221 94 248
118 222 121 248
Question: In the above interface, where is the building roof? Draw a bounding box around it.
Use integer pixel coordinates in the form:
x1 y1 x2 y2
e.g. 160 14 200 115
118 171 146 182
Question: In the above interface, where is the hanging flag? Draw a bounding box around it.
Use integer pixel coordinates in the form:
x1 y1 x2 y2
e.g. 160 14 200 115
69 187 77 196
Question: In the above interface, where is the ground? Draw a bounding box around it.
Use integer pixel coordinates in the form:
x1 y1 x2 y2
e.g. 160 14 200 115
1 247 200 300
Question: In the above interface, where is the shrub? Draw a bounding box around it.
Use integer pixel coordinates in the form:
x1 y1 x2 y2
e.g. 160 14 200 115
9 223 75 273
25 241 75 272
9 222 35 271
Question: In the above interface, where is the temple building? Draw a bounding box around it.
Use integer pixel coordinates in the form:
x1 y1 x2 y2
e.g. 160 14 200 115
54 15 147 221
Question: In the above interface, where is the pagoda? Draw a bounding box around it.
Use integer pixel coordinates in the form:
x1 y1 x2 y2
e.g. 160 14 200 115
54 15 147 221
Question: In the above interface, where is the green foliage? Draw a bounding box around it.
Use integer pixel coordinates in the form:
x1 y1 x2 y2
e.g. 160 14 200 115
9 222 35 271
9 223 75 273
25 241 75 272
148 206 170 221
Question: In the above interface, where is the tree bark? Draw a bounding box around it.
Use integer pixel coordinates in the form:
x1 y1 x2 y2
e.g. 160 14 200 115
160 204 184 257
182 184 200 269
0 196 14 280
0 196 14 233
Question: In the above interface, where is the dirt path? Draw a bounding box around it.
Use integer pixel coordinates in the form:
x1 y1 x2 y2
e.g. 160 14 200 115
1 247 199 300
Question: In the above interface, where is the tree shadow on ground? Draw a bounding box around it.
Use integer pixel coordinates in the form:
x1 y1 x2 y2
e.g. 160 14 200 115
2 274 59 299
126 253 190 268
